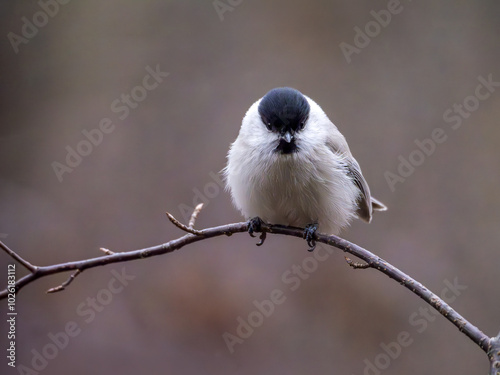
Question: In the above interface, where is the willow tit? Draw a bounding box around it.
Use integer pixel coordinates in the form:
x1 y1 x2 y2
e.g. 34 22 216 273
224 87 386 250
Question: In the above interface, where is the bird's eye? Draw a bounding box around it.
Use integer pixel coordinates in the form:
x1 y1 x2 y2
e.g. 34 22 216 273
298 115 308 130
261 116 272 131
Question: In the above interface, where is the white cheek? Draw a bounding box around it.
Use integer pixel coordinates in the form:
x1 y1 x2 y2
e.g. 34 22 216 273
245 127 277 155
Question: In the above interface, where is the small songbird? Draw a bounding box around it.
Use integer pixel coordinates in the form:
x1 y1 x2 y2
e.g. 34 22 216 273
224 87 386 250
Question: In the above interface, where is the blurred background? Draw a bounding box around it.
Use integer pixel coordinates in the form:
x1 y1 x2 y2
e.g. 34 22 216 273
1 1 500 374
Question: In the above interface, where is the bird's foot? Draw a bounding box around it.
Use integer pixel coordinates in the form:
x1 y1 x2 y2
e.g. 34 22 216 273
303 223 318 252
248 217 267 246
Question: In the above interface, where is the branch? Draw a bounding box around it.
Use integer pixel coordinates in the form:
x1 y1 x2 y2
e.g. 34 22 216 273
489 331 500 375
46 270 82 294
0 241 37 272
0 207 497 363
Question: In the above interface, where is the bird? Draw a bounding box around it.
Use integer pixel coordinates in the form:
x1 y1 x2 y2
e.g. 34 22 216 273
224 87 386 250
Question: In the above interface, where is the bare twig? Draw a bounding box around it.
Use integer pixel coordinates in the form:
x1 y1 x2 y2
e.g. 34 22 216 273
166 212 203 235
0 210 496 362
188 203 204 228
46 270 82 294
0 241 37 272
100 247 115 255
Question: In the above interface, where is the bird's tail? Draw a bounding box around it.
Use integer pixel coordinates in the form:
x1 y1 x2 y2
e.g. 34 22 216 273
371 197 387 211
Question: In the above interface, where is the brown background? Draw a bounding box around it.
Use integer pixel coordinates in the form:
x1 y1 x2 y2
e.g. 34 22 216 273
1 1 500 374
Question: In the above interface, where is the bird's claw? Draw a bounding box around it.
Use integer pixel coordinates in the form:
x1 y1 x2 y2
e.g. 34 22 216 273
248 217 262 237
303 223 318 252
248 217 267 246
256 231 266 246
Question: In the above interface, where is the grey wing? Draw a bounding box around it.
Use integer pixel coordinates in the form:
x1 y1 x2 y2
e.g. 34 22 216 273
326 134 387 223
345 158 374 223
346 157 388 221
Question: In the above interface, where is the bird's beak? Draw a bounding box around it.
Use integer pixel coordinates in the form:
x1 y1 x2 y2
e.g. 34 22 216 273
281 131 293 143
276 131 298 154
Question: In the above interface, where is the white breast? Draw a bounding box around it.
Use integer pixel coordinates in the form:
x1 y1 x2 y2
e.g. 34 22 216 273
225 138 360 235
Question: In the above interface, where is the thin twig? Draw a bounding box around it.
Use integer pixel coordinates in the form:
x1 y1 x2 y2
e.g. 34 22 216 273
166 212 203 235
46 270 82 294
100 247 115 255
188 203 204 228
0 241 37 272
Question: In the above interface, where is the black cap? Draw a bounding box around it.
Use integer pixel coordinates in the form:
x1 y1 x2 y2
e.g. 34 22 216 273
258 87 310 135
